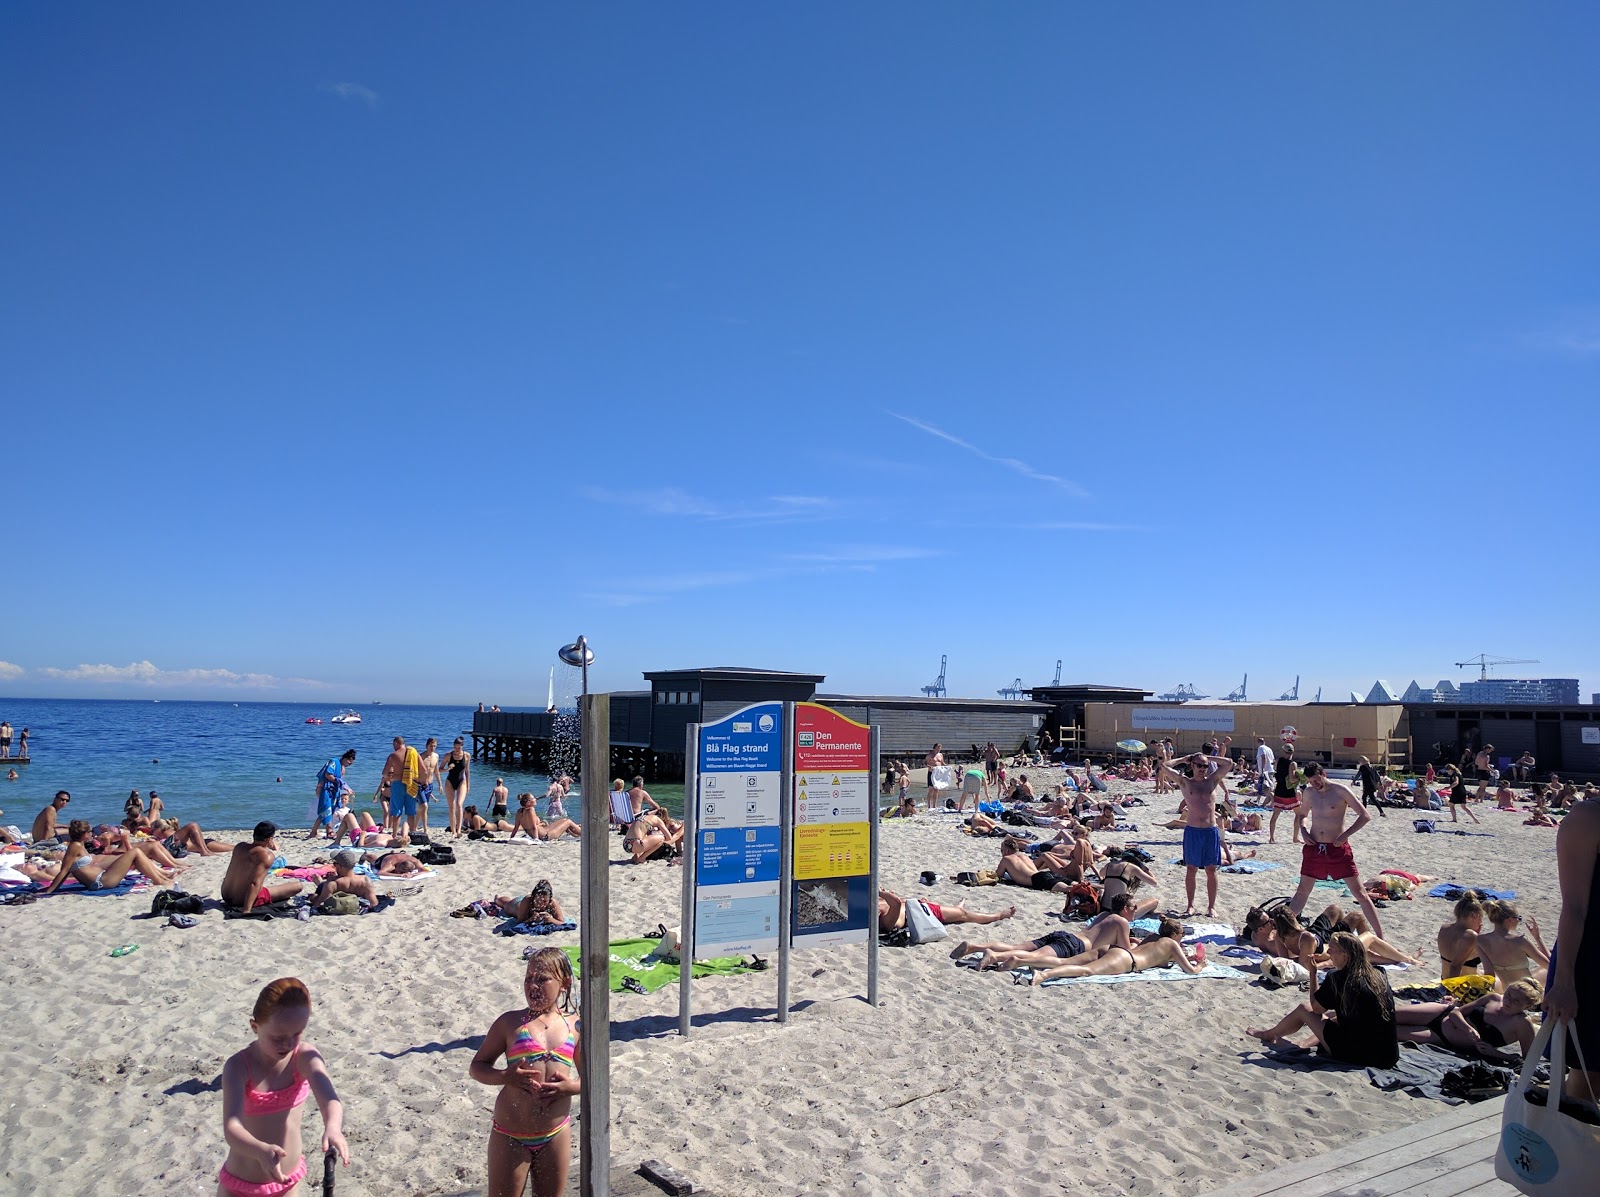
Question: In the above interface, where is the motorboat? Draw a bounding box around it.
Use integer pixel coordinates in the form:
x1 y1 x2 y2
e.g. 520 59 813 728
305 717 324 725
331 710 362 725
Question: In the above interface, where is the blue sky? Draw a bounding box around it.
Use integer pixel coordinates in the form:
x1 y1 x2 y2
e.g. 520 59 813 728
4 5 1597 706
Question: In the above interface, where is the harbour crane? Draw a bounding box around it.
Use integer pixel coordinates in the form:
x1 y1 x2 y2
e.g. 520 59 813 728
997 678 1024 700
1052 659 1063 686
920 655 948 698
1278 676 1300 701
1224 674 1248 702
1454 654 1539 681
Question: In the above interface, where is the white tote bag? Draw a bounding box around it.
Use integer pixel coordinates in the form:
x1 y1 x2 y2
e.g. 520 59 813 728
1496 1018 1600 1193
905 899 948 945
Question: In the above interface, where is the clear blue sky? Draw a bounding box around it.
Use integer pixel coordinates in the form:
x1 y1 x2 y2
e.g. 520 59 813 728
4 5 1597 705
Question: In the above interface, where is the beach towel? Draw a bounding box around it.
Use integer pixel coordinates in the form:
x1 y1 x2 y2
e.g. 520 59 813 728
224 899 310 921
1039 962 1250 986
929 765 954 791
1220 860 1282 874
560 938 757 993
399 745 421 797
1426 883 1516 901
38 877 148 897
496 919 578 937
1254 1042 1520 1106
274 866 336 882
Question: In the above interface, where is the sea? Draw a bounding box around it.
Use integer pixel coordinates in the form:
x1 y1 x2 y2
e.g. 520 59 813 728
0 698 685 833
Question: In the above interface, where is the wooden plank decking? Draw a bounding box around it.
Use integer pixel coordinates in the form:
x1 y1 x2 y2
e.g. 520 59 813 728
1203 1095 1515 1197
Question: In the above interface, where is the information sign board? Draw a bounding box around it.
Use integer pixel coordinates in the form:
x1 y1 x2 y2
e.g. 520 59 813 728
790 702 874 948
693 702 782 957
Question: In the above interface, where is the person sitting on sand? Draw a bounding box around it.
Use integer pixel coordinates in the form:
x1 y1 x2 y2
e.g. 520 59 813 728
31 791 72 843
623 811 682 863
157 818 233 857
996 837 1070 893
1030 916 1199 985
465 805 514 833
43 819 176 893
1395 979 1543 1062
1524 800 1556 827
1247 932 1399 1067
876 888 1015 935
1438 895 1486 979
221 822 304 914
513 793 583 842
883 794 918 819
1476 900 1550 991
1095 856 1161 920
956 893 1138 971
316 850 378 905
494 878 568 926
1494 781 1518 811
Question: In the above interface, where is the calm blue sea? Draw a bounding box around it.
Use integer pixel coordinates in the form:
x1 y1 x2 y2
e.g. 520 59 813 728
0 698 684 832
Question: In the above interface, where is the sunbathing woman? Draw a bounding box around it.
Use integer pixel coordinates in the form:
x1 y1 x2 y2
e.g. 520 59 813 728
363 849 425 876
1438 895 1485 979
956 893 1136 971
1096 857 1161 921
1476 900 1550 991
159 818 233 857
623 811 681 863
42 819 174 893
465 805 514 833
1396 978 1542 1062
336 811 407 847
1247 932 1399 1067
513 794 583 842
877 889 1016 935
495 879 568 926
1029 917 1199 984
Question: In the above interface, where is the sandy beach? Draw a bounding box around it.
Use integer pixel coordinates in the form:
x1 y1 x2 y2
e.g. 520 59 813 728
0 770 1562 1196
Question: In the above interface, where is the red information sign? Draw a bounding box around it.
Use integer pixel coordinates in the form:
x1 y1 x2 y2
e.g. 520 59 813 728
794 704 870 773
792 702 874 948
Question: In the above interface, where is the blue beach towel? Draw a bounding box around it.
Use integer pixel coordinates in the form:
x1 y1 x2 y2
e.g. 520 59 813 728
496 919 578 937
1425 883 1516 901
36 878 145 898
1220 860 1282 874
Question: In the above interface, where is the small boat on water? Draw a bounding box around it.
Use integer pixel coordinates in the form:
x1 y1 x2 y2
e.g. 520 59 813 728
331 710 362 725
305 717 324 725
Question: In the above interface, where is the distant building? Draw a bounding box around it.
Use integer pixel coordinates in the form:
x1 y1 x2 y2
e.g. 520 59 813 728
1364 680 1400 704
1456 678 1580 705
1401 679 1459 703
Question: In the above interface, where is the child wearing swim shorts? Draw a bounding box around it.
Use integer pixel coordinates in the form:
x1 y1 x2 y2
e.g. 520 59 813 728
470 947 582 1197
218 978 348 1197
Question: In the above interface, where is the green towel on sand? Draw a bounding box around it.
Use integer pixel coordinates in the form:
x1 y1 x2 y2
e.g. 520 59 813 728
560 938 756 994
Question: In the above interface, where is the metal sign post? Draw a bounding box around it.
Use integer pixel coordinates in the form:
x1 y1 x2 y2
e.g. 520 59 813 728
678 724 699 1038
867 722 880 1007
578 692 611 1197
776 701 794 1022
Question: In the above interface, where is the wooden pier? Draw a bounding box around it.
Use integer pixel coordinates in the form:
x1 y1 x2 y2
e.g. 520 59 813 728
1202 1095 1514 1197
468 707 680 780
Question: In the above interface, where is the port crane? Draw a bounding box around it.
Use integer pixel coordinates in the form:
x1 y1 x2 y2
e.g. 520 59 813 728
920 655 948 698
1454 654 1539 681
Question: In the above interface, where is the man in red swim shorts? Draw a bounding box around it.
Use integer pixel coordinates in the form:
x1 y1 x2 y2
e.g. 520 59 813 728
1286 762 1387 937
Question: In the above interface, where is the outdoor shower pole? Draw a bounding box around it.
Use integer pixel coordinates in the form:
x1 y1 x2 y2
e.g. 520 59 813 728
579 688 611 1197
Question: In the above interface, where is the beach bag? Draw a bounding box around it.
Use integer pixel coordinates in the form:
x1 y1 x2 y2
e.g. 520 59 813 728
649 925 682 964
1413 819 1436 833
1496 1019 1600 1193
419 845 455 866
905 899 948 944
1260 957 1311 988
318 893 361 916
1063 883 1100 921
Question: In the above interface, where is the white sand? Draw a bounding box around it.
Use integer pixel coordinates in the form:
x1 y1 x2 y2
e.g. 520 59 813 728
0 774 1560 1196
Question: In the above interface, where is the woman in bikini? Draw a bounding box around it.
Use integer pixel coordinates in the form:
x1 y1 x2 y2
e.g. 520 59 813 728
1029 917 1199 984
42 819 175 893
1477 900 1550 991
958 892 1135 971
443 737 471 838
1096 856 1161 921
218 978 348 1197
1396 978 1542 1062
622 810 680 862
465 805 514 834
470 948 581 1197
494 879 567 926
158 818 233 857
1438 895 1485 979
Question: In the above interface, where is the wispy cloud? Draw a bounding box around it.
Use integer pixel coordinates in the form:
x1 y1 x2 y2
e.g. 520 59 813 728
36 660 334 690
582 488 837 523
1519 310 1600 356
584 547 936 606
784 545 941 564
887 412 1088 498
927 518 1146 534
321 82 381 109
0 660 23 680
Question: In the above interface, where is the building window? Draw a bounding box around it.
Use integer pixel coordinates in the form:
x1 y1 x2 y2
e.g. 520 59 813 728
657 692 667 705
689 692 700 705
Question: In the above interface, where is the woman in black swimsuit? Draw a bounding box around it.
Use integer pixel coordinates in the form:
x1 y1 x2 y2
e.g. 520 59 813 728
443 737 470 836
1396 978 1541 1061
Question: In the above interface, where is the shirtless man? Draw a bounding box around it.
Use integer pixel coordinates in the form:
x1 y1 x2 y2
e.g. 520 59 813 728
957 893 1135 971
1159 737 1232 918
1474 743 1496 783
1030 918 1200 984
379 736 416 835
877 888 1015 935
628 776 663 821
316 850 378 904
997 837 1070 893
31 791 71 842
416 737 440 833
490 777 510 822
924 743 947 809
1286 762 1386 936
220 822 304 913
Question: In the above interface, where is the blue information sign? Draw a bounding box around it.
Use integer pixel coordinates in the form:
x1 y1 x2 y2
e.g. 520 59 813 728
694 702 783 956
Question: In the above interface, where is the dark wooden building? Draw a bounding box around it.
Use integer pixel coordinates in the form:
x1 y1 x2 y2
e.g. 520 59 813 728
1406 702 1600 781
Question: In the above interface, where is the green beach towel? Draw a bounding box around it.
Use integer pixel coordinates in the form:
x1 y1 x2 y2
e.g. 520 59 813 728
560 938 756 994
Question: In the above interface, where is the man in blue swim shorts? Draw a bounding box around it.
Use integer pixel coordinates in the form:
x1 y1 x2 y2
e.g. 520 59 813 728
1159 736 1234 918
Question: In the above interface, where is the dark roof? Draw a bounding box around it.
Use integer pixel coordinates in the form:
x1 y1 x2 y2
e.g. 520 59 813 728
642 666 826 683
816 693 1051 710
1025 683 1154 697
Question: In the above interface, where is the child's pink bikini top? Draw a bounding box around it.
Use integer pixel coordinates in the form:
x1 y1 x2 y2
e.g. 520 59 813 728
244 1047 310 1114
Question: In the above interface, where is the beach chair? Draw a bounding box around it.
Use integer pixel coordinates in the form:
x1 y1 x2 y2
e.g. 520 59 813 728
609 789 635 828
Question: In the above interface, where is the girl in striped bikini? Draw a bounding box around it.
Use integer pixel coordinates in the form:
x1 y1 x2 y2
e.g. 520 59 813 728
470 947 582 1197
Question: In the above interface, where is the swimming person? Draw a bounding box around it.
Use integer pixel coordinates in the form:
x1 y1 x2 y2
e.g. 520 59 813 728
218 978 348 1197
470 948 582 1197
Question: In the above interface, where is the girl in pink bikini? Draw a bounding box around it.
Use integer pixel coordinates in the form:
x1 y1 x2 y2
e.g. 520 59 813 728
470 947 582 1197
218 978 349 1197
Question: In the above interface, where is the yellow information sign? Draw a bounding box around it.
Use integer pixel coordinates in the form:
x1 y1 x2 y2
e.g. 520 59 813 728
794 822 870 880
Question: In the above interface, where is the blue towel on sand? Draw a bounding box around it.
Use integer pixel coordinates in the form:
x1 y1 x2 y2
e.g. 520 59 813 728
1221 860 1282 874
1426 883 1516 901
496 919 578 937
36 878 145 897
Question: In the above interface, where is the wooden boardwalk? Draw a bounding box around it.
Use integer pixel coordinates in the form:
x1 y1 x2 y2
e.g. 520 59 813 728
1203 1096 1515 1197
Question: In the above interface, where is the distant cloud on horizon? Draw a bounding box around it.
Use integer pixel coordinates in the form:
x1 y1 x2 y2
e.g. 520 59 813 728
0 660 23 680
1519 309 1600 356
321 82 381 109
886 412 1089 498
581 487 837 523
34 660 334 690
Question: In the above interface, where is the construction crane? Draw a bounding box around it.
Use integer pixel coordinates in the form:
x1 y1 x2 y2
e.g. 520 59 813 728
1454 654 1539 682
1278 676 1300 701
1224 674 1248 702
920 655 947 698
997 677 1024 700
1052 659 1063 686
1156 683 1205 702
